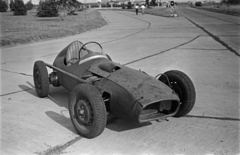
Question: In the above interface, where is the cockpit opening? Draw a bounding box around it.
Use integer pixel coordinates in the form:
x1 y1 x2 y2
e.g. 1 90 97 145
64 41 107 66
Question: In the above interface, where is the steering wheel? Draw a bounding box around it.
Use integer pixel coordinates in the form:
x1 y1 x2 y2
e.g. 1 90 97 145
78 41 103 59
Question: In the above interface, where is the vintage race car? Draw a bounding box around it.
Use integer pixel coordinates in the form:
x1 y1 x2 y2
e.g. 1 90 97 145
33 40 196 139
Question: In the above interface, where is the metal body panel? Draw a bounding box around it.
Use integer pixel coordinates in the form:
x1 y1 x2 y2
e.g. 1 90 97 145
95 79 141 122
87 61 180 107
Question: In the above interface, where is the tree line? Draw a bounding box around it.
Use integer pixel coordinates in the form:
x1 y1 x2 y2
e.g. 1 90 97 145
0 0 82 19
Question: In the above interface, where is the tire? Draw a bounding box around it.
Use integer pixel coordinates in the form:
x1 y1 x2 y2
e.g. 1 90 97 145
33 61 49 98
69 84 107 139
159 70 196 117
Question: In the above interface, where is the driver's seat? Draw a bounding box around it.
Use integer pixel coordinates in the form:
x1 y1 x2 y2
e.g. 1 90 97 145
66 41 83 66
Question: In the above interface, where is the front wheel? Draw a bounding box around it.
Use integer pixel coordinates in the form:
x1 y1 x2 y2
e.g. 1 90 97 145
69 84 107 138
159 70 196 117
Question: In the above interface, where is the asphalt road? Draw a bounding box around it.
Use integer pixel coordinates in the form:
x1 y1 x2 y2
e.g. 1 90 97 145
176 6 240 56
1 6 239 155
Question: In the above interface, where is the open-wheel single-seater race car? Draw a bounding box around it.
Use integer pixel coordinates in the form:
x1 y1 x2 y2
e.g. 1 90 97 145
33 40 196 139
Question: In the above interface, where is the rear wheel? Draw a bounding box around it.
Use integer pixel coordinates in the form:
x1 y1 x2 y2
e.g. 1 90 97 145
33 61 49 98
69 84 107 138
159 70 196 117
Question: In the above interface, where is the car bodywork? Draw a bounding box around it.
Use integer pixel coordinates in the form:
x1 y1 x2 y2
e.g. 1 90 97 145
34 40 196 138
45 41 181 123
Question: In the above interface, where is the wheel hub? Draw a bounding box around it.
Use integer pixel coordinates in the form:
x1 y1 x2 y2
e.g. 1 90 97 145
75 99 93 125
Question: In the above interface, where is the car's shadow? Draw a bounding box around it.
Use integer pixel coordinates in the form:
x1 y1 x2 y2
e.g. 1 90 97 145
19 82 151 133
45 110 76 133
107 116 151 132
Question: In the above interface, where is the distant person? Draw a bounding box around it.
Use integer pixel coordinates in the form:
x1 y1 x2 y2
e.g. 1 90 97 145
141 4 146 15
135 4 139 15
169 1 175 14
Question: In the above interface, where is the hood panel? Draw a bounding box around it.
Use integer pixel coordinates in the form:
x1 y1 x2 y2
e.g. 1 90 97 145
88 61 179 106
108 67 179 107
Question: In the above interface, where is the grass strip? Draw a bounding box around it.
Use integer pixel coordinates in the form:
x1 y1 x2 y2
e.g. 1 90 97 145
190 4 240 16
0 9 107 47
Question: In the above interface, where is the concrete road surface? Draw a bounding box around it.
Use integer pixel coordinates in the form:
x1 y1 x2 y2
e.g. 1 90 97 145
1 7 239 155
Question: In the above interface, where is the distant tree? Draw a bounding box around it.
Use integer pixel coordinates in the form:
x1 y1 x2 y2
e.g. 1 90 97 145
228 0 240 4
106 2 110 7
56 0 82 17
13 0 27 15
66 0 82 15
25 0 33 10
37 1 58 17
121 3 125 9
0 0 8 12
10 0 15 11
127 1 132 9
151 0 156 6
146 0 149 6
37 0 82 19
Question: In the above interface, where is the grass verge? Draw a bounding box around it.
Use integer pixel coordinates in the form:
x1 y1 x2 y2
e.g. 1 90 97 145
0 9 107 47
191 4 240 16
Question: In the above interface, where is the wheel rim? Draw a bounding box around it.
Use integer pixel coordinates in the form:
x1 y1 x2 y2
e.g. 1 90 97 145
170 81 184 103
159 76 184 103
74 99 93 126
